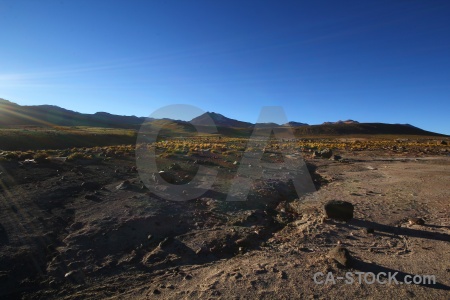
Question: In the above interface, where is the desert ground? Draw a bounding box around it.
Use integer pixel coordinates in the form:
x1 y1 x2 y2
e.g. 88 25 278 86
0 137 449 299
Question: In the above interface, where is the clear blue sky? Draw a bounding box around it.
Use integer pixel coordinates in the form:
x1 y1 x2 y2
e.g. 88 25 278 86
1 0 449 134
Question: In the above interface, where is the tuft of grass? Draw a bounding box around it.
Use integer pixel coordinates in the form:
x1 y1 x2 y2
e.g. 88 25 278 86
67 152 93 161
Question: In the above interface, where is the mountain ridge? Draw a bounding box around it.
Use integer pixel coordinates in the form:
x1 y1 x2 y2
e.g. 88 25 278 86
0 99 447 136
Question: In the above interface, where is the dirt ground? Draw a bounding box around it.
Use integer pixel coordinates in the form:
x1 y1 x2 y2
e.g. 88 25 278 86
0 146 449 299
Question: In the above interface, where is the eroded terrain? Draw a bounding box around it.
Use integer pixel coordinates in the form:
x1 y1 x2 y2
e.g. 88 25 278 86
0 138 449 299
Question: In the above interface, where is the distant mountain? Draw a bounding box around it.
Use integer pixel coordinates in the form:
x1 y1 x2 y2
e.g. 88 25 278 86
322 119 359 125
190 112 253 128
283 121 309 127
293 122 443 136
255 122 282 128
0 99 447 136
0 98 146 128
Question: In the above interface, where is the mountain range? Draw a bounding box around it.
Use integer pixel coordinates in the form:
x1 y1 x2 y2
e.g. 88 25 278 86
0 98 446 136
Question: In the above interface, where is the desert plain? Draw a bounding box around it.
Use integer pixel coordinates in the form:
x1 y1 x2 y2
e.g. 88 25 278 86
0 136 449 299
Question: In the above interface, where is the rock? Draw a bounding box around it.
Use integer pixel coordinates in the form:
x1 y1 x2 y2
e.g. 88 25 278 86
64 270 85 284
233 161 239 165
84 194 100 201
364 227 375 234
330 155 342 161
328 246 352 268
69 222 83 231
22 159 37 165
158 237 172 248
313 148 333 159
279 271 288 279
48 157 67 163
116 180 131 190
320 148 333 158
81 181 101 191
158 171 178 184
408 217 425 225
438 140 447 145
324 200 354 222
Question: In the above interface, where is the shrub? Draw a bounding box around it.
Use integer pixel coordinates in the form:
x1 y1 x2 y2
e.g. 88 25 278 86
34 152 49 163
19 152 35 160
2 151 19 160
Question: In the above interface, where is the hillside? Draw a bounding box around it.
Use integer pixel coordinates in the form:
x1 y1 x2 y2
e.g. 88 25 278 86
292 122 445 136
0 99 447 138
0 99 145 129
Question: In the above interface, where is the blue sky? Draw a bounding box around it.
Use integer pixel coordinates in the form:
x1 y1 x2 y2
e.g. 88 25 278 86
1 0 450 134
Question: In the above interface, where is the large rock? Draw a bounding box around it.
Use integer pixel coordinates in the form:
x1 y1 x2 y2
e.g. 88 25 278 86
328 246 352 267
324 200 354 222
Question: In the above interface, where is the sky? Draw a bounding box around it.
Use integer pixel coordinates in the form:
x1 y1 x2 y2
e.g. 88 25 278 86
1 0 450 134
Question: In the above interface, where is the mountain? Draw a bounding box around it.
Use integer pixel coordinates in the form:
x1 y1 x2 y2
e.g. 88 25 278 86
0 99 447 136
293 122 444 136
0 98 146 128
322 119 359 125
283 121 309 127
190 112 253 128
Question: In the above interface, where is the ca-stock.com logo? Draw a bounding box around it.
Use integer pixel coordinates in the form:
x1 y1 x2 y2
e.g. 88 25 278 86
135 104 316 201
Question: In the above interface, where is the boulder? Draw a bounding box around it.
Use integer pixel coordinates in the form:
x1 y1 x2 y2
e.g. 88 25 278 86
324 200 354 222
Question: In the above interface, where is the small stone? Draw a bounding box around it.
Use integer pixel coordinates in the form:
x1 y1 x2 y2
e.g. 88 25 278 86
158 237 172 248
153 289 161 295
328 246 352 268
279 271 288 279
84 194 100 201
364 227 375 234
408 217 425 225
64 270 84 284
116 180 131 190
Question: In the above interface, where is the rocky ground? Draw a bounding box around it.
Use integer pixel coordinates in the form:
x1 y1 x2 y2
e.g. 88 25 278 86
0 141 449 299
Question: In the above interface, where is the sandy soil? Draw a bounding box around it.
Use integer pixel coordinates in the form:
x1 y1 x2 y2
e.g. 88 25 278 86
0 147 449 299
